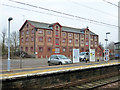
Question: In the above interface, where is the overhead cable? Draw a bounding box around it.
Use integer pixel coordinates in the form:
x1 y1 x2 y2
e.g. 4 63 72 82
8 0 119 28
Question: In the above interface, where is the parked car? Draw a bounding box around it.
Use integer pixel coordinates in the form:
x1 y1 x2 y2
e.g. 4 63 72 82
48 55 72 66
79 52 89 62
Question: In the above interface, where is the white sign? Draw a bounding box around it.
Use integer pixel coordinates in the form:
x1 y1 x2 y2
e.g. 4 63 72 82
90 49 95 62
55 48 60 53
73 49 79 63
104 49 109 61
35 52 38 54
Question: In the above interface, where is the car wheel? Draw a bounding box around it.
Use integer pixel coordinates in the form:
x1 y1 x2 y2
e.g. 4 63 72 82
48 62 51 66
59 62 62 65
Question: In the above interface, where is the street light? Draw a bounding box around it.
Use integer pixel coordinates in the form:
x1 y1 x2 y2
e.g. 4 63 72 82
105 32 110 49
8 17 13 71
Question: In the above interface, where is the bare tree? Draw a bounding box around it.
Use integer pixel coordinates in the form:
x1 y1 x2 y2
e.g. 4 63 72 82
1 31 7 56
11 31 19 53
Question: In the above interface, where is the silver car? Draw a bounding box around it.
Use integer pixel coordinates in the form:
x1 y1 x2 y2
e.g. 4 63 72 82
48 55 72 66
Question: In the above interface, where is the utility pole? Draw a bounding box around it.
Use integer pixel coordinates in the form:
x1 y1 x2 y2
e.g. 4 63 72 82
8 17 13 71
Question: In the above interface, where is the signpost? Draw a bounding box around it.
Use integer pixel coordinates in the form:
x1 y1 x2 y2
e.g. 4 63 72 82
73 49 79 63
104 49 109 62
90 49 95 62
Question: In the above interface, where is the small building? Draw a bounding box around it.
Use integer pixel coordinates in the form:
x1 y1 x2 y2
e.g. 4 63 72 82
19 20 102 58
114 42 120 59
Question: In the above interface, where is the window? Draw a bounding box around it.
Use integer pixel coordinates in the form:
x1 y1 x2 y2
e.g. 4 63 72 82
25 47 28 52
91 41 93 45
69 39 72 43
63 47 66 52
75 39 78 44
56 38 59 45
62 38 66 43
22 31 24 36
55 48 60 53
62 33 65 36
39 47 43 52
81 34 84 38
30 47 33 52
48 47 51 52
32 29 34 34
81 48 84 52
75 34 78 37
69 33 72 37
94 36 97 39
31 37 34 41
56 30 58 36
21 47 23 51
39 37 43 42
39 30 43 34
26 30 29 35
86 42 88 46
48 31 51 35
69 47 72 52
21 38 23 42
56 26 58 29
48 37 51 42
95 41 97 45
81 40 84 44
26 37 29 41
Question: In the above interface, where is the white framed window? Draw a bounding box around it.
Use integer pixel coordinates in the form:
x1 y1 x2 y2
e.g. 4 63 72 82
69 39 72 43
62 38 66 43
63 47 66 52
26 37 29 41
48 37 51 42
69 33 72 37
62 33 65 36
32 29 34 34
26 30 29 35
31 37 34 41
86 42 88 45
48 31 51 35
39 30 43 34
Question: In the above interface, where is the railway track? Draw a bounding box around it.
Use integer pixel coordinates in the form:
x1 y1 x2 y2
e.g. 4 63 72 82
64 76 119 90
43 75 119 90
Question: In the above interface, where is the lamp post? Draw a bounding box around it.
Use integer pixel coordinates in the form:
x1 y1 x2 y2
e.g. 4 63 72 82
8 17 13 71
105 32 110 49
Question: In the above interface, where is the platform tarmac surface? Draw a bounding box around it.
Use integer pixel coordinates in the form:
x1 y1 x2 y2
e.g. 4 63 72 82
0 60 119 80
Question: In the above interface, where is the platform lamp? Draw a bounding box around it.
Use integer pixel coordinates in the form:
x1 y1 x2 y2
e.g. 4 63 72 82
8 17 13 71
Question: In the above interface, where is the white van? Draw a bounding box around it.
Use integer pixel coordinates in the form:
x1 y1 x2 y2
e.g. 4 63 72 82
79 52 89 62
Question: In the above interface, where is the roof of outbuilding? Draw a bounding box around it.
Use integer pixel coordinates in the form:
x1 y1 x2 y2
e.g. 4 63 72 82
27 20 97 35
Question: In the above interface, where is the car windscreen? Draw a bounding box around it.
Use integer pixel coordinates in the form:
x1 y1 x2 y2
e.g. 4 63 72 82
58 55 68 59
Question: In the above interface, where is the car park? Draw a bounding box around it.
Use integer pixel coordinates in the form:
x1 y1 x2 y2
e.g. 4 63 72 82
79 52 89 62
48 55 72 66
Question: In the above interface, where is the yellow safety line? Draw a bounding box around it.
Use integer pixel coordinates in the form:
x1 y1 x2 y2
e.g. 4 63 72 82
1 61 119 72
0 64 71 72
1 62 119 78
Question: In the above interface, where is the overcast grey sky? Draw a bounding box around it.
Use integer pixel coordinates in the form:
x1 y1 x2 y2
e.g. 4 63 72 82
0 0 119 47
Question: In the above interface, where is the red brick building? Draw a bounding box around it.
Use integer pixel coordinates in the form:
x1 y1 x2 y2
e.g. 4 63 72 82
19 20 103 58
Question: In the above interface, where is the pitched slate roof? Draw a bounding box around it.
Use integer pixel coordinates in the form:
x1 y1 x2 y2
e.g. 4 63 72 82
27 20 97 35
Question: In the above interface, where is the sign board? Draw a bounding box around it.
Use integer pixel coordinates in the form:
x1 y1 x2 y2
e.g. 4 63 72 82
104 49 109 61
52 49 55 52
55 48 60 53
73 49 79 63
90 49 95 62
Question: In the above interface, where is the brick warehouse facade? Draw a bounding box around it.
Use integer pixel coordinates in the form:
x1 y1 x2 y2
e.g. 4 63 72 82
19 20 103 58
